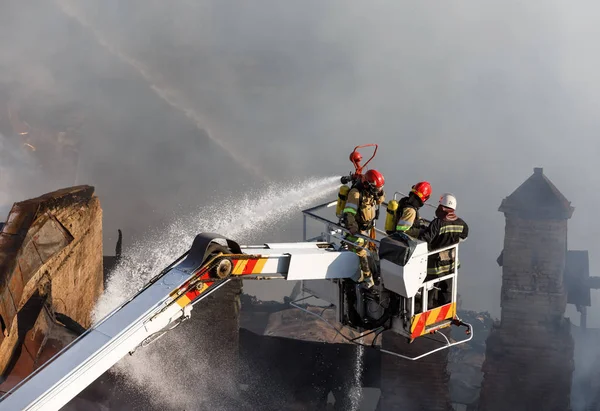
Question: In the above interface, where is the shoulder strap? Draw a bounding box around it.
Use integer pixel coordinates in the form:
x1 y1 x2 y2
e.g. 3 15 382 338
400 197 416 211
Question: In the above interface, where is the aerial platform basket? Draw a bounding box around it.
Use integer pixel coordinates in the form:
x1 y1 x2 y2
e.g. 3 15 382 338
296 199 473 361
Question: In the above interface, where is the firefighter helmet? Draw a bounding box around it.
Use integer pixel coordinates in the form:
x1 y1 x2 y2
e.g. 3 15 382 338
439 193 457 210
364 169 385 190
411 181 432 202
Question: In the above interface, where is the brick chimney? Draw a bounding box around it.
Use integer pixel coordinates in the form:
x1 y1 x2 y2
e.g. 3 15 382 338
479 168 575 411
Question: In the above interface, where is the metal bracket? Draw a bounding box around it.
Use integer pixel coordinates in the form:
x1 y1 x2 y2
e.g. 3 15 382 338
182 304 193 320
379 320 474 361
289 295 381 342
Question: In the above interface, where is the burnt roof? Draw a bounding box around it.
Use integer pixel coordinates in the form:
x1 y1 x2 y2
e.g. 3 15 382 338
498 167 574 220
0 186 95 290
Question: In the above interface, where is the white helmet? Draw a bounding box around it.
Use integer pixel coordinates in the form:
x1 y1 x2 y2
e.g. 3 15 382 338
439 193 457 210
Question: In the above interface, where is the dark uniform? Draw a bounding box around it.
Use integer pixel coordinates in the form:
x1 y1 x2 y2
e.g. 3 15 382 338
418 216 468 306
419 217 469 277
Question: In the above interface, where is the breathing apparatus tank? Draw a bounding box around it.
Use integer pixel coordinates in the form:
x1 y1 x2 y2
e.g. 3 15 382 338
336 183 351 218
384 197 399 233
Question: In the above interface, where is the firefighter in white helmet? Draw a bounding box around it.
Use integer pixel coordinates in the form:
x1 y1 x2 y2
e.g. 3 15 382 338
417 193 468 305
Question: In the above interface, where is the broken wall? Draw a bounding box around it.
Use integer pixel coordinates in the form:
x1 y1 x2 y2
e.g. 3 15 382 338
0 185 103 390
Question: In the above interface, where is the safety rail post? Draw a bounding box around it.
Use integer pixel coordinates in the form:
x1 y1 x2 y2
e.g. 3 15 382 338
326 223 333 244
301 200 462 276
424 242 460 261
302 201 461 266
302 199 389 262
418 243 460 315
303 213 307 242
452 244 459 311
422 282 429 314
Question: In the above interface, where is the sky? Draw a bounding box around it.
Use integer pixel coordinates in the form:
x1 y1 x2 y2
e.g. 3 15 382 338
1 0 600 329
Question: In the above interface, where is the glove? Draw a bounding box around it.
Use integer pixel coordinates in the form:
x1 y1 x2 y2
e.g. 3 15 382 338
345 213 359 235
348 223 359 235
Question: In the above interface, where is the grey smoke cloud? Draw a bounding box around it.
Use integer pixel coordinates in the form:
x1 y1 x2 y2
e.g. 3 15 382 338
3 1 600 409
2 1 600 326
0 134 36 212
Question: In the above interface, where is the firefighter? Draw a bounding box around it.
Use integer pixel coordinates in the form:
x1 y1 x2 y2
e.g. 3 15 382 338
417 193 468 306
342 169 386 288
387 181 432 237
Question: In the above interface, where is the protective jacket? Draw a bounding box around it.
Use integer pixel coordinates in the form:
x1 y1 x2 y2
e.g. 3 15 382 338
418 212 468 276
343 184 385 233
392 194 423 237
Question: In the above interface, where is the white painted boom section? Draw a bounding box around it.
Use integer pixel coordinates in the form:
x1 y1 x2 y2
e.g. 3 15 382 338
286 250 359 280
0 240 359 410
0 265 229 411
246 244 360 281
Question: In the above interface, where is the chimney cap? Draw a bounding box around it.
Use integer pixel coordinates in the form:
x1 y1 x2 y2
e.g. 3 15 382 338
499 167 574 219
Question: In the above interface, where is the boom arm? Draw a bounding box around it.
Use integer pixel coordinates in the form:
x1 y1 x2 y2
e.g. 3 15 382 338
0 233 358 411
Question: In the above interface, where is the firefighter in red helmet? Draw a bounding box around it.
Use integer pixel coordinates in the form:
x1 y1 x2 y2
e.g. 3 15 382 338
387 181 432 238
341 169 386 288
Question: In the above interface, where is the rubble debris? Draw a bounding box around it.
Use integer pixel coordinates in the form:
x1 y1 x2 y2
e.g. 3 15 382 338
264 305 378 346
239 322 381 410
240 293 379 345
241 294 497 410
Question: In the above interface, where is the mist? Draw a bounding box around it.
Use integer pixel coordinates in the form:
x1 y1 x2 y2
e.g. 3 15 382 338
3 0 599 325
3 0 600 409
0 134 36 213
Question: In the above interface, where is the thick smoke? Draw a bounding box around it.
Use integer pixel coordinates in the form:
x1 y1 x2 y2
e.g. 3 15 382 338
32 0 598 324
0 133 58 214
2 0 600 408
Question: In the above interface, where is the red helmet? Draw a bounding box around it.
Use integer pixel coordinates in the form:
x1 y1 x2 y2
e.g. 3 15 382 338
364 169 385 190
411 181 432 202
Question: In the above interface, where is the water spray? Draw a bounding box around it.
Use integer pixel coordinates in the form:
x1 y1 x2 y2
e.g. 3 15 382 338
349 343 365 411
55 0 270 182
91 176 340 408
